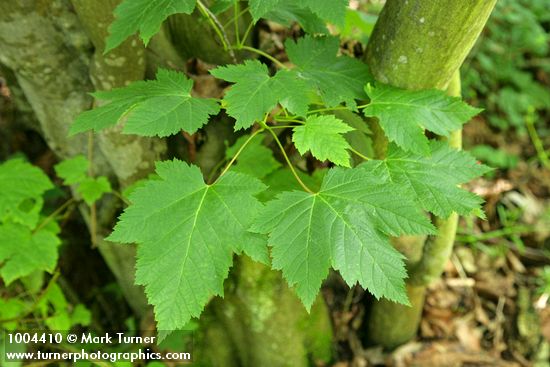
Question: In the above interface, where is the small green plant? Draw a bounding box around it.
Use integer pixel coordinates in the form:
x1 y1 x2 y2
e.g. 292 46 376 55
0 158 60 284
54 155 112 205
470 144 519 177
0 157 102 335
537 266 550 297
67 0 492 339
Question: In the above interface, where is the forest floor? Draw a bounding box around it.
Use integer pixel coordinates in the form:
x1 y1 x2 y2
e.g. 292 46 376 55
325 117 550 367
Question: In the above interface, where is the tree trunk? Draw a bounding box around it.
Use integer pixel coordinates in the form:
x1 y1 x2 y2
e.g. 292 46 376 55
71 0 168 319
364 0 497 349
193 257 332 367
366 0 497 90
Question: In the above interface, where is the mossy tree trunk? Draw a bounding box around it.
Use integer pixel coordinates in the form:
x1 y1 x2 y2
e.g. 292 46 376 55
0 1 333 365
193 257 332 367
364 0 497 349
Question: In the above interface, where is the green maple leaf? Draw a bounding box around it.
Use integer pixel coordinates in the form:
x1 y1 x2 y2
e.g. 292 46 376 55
105 0 197 53
333 110 374 165
301 0 348 26
249 0 347 27
211 61 279 130
363 83 482 155
211 61 313 129
363 141 492 218
263 2 328 34
286 36 372 109
251 167 434 309
271 69 312 117
292 115 354 167
79 177 112 205
258 168 325 202
0 298 27 330
108 160 267 335
0 222 61 284
322 167 436 237
249 0 282 20
70 68 219 137
212 37 372 129
225 135 281 179
0 159 53 228
55 156 112 205
252 190 331 309
54 155 89 185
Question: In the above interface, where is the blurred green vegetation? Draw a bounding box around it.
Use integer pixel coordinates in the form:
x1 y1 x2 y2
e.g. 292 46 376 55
463 0 550 133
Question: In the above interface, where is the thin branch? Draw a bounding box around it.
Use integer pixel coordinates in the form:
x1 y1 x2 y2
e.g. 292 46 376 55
234 1 240 45
87 131 97 247
274 118 305 124
349 147 370 161
223 6 250 28
207 158 228 184
259 120 314 194
455 225 534 243
0 271 60 324
197 0 237 62
111 190 130 206
233 45 287 69
269 125 298 129
240 20 255 46
217 127 265 180
307 106 350 115
33 198 76 233
525 107 550 169
87 131 94 177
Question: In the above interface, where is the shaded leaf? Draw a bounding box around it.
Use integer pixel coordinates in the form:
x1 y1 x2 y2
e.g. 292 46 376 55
249 0 348 26
0 159 52 228
286 36 372 109
225 135 281 179
263 2 328 34
0 222 61 284
105 0 197 53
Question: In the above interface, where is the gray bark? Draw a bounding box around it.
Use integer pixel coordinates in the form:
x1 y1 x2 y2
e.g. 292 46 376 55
0 0 163 316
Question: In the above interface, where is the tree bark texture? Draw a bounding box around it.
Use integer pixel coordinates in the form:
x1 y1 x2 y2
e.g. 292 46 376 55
0 0 148 317
366 0 497 90
193 257 332 367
